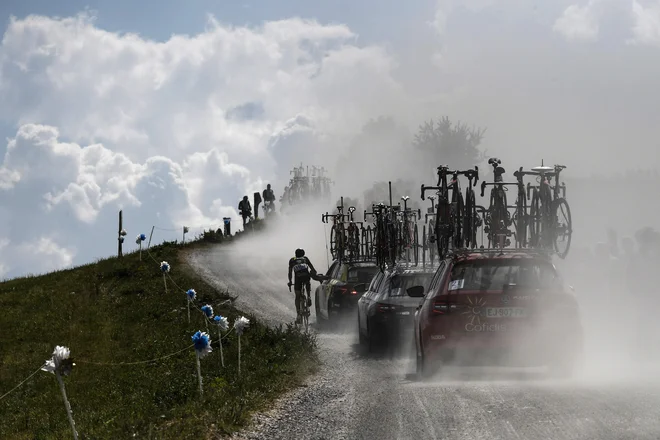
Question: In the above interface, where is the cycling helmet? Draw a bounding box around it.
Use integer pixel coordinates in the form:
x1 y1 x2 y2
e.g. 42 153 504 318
295 248 305 258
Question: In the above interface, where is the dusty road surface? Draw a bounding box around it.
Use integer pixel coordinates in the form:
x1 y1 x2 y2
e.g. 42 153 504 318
186 236 660 440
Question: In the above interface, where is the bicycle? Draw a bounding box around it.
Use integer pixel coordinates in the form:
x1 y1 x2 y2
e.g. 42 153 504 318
480 158 512 248
398 196 421 265
461 167 480 249
288 281 311 332
526 163 572 258
421 165 453 259
322 199 349 261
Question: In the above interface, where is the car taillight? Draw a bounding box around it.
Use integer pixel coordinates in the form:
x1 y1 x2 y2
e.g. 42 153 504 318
335 286 359 295
432 298 458 315
377 303 400 313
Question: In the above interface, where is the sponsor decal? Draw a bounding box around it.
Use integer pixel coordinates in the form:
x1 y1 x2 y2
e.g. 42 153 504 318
449 279 464 291
501 294 510 305
465 323 508 332
513 295 532 300
462 296 509 332
431 334 446 340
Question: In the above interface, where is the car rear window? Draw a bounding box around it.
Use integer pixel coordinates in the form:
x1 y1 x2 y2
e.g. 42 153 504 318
347 266 379 284
448 259 562 291
388 273 433 296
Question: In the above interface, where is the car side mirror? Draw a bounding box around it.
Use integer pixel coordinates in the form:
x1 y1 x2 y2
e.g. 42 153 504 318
353 283 367 293
407 285 425 298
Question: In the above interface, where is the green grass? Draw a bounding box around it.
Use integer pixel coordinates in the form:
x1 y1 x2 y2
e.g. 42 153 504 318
0 223 318 439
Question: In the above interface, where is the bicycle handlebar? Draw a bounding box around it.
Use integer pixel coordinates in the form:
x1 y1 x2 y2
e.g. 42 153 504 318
421 184 441 200
480 180 519 197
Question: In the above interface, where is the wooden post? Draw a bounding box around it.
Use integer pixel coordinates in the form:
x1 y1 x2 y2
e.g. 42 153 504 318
118 210 123 258
147 225 155 249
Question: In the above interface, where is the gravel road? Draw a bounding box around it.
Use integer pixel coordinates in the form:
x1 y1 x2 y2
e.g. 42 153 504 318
186 235 660 440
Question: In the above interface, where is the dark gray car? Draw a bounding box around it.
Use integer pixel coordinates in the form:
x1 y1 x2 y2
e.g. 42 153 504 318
356 266 435 352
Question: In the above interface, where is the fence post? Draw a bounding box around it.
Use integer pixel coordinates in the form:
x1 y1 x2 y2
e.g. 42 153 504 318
147 226 155 249
117 210 123 258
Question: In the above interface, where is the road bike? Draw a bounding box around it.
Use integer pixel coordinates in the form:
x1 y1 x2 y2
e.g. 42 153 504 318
480 158 512 248
526 163 573 258
461 167 480 249
421 166 453 259
398 196 421 265
288 281 311 332
322 199 349 261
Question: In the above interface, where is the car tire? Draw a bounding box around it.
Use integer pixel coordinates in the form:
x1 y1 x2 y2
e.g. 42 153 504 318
358 315 368 348
315 291 326 331
416 334 433 380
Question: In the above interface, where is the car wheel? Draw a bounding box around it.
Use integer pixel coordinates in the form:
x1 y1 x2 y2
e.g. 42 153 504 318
366 321 379 354
315 291 326 331
358 315 368 348
416 334 433 380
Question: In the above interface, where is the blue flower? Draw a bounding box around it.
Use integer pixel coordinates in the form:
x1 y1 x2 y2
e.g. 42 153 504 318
139 233 147 241
186 289 196 301
201 305 214 318
160 261 170 273
191 330 212 358
214 315 229 331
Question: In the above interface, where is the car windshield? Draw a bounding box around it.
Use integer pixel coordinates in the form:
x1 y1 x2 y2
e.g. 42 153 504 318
347 266 379 284
388 273 433 296
448 259 563 291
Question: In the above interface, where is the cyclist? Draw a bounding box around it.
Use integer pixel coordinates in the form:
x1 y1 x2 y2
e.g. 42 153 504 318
288 248 317 324
238 195 252 227
263 184 276 215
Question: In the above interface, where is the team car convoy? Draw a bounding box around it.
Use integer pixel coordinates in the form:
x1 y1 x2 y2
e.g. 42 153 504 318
294 158 579 378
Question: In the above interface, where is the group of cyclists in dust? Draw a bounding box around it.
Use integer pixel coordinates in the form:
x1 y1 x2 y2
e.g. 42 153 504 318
237 184 276 227
236 184 321 325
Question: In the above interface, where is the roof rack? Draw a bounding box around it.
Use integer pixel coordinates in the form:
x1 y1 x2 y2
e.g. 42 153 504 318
448 247 555 258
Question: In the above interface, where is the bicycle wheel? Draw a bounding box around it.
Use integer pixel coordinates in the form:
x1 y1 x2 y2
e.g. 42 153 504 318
528 189 542 248
435 196 450 258
330 225 338 258
422 224 427 267
491 189 508 248
552 198 573 259
463 189 475 249
413 223 419 266
514 187 527 248
453 191 464 249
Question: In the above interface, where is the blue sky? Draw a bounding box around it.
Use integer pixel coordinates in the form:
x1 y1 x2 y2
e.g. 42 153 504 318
0 0 431 45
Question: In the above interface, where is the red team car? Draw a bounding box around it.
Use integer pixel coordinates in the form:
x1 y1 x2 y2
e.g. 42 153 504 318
410 249 583 378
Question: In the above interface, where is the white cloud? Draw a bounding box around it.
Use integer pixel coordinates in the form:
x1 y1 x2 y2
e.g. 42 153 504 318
553 1 601 41
0 13 405 278
630 0 660 46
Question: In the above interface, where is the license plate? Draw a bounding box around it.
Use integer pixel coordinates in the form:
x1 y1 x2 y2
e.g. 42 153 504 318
483 307 526 318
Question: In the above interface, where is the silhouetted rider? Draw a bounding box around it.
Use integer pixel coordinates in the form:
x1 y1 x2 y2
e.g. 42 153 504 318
288 248 317 324
238 195 252 227
263 184 276 215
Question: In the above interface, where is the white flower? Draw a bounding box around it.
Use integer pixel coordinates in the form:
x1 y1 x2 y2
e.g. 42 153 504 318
42 345 74 376
214 315 229 331
234 316 250 335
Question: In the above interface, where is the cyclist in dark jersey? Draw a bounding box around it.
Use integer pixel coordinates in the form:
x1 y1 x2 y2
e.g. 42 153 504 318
288 248 317 324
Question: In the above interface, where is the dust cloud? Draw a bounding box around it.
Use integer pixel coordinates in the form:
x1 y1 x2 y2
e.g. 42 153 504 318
245 4 660 387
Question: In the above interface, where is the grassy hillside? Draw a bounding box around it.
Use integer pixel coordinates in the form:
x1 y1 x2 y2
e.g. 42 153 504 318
0 224 318 439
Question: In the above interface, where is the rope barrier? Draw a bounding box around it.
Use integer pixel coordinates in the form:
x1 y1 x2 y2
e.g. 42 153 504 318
0 364 45 402
76 344 195 366
0 224 244 402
